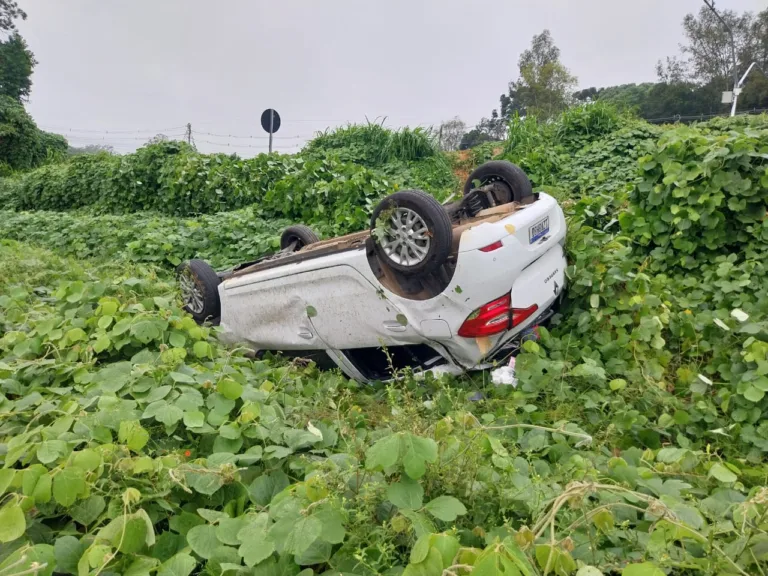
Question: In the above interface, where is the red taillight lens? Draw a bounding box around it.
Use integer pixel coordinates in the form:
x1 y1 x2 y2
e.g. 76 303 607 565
479 240 504 253
512 304 539 327
458 295 511 337
458 296 539 338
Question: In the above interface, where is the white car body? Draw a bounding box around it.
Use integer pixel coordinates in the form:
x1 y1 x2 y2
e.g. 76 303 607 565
217 192 567 382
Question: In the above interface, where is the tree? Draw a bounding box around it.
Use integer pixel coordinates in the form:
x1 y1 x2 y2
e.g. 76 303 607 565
509 30 577 120
0 96 67 171
0 0 25 33
68 144 115 156
437 117 466 151
459 129 494 150
0 33 35 101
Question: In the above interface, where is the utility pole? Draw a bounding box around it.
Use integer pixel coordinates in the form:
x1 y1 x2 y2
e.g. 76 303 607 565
185 123 192 145
702 0 740 116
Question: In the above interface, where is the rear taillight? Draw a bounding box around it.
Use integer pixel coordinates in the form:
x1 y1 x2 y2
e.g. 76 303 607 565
512 304 539 327
457 295 539 338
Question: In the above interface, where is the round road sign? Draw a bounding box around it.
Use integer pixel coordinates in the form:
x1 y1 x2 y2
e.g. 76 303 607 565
260 109 281 134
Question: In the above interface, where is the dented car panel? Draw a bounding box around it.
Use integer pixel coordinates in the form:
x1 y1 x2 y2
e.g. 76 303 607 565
218 192 567 381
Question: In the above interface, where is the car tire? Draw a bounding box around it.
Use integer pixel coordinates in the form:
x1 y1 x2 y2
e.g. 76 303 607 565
280 225 320 251
463 160 534 205
370 189 452 276
176 259 221 324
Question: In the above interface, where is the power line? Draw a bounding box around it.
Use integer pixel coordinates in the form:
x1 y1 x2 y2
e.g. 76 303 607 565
40 125 186 134
642 107 768 124
192 130 310 140
194 138 302 150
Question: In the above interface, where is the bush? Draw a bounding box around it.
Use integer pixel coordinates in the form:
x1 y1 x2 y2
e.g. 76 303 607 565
0 96 67 171
620 124 768 268
304 123 439 166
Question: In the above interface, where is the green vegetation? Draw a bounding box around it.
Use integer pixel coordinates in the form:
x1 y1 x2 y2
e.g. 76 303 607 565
0 128 455 223
0 96 67 174
0 109 768 576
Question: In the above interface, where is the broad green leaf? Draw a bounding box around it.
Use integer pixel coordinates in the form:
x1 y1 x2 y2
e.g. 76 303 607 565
471 548 521 576
193 341 213 359
54 536 87 576
183 410 205 428
534 545 576 576
185 465 225 496
430 533 461 568
402 548 446 576
295 539 332 566
401 433 438 479
71 448 102 472
313 504 346 544
237 514 275 567
119 420 149 452
53 467 85 507
0 501 25 542
157 553 197 576
365 433 401 472
169 332 186 348
424 496 467 522
622 563 665 576
387 478 424 510
0 469 15 495
156 404 184 426
709 462 738 483
216 517 248 546
0 544 55 576
37 440 68 464
112 515 150 554
282 516 322 556
400 509 436 539
409 534 431 564
217 378 243 400
70 495 106 526
187 525 220 559
591 509 614 533
576 568 604 576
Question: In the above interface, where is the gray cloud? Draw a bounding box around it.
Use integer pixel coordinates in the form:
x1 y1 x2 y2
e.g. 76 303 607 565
18 0 766 154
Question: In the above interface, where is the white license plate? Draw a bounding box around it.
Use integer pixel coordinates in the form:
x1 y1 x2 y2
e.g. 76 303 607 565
529 217 550 244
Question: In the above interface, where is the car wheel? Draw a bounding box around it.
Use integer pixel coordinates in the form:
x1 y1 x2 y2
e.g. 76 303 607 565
280 225 320 251
370 189 452 276
176 259 221 324
463 160 534 205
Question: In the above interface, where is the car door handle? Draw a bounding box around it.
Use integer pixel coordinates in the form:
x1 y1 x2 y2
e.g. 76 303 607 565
383 321 407 333
298 330 313 340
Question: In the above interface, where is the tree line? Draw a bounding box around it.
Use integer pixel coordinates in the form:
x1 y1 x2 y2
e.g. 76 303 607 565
444 4 768 150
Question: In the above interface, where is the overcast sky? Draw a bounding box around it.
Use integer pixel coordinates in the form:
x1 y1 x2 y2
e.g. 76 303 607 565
17 0 767 155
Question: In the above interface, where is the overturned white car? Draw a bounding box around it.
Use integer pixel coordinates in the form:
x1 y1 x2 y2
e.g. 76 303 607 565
178 161 567 382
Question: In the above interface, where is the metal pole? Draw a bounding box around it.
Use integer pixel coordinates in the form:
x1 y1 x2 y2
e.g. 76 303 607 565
269 111 274 153
703 0 739 116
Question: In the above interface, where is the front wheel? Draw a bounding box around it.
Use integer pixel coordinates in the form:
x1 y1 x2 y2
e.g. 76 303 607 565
280 225 320 251
463 160 534 205
177 259 221 324
370 189 452 276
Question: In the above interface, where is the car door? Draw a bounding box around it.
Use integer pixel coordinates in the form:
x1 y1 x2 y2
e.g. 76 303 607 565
300 265 416 350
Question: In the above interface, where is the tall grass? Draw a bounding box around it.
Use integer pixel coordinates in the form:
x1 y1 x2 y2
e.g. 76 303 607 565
304 121 439 166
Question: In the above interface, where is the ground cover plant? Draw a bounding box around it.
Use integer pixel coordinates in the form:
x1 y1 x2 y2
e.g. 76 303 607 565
0 109 767 576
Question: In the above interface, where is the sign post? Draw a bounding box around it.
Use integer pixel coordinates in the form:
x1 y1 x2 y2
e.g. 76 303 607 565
260 109 281 153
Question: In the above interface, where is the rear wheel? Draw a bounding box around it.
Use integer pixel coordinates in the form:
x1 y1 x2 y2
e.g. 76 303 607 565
280 225 320 251
463 160 534 205
177 259 221 324
370 189 452 276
